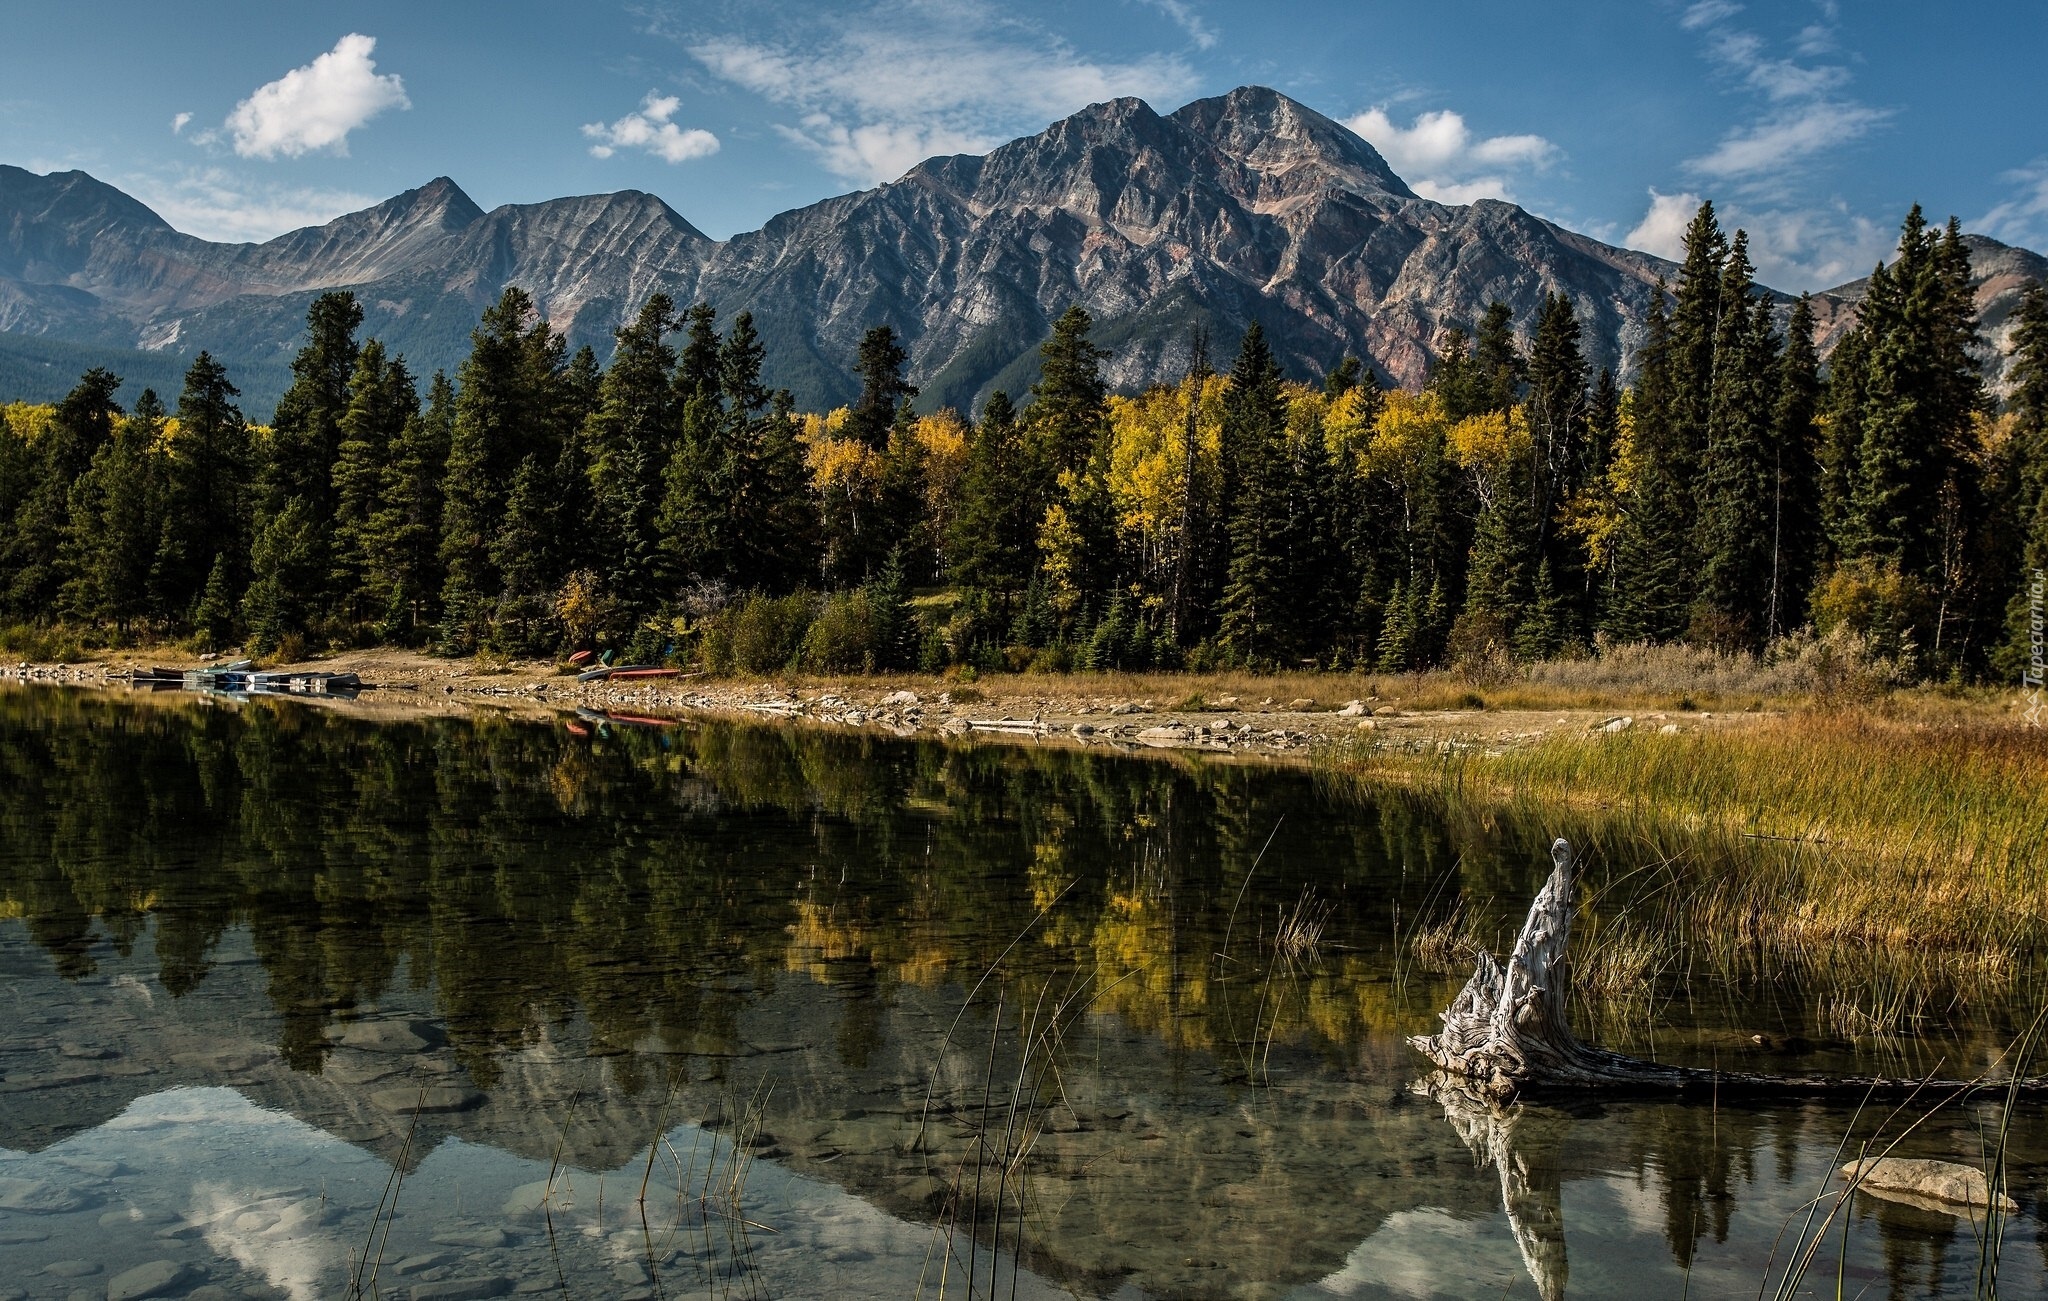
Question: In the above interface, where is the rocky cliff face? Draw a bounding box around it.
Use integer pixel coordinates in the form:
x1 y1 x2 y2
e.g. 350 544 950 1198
1 89 2039 412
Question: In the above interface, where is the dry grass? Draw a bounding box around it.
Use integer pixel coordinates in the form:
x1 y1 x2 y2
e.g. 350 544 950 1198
1338 708 2048 980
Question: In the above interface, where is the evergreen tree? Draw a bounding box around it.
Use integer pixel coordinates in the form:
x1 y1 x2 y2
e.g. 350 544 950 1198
1471 301 1525 414
1692 232 1779 648
1526 293 1591 641
191 553 237 652
1996 282 2048 677
439 288 566 644
329 341 418 623
586 294 680 613
242 496 321 654
1766 295 1823 640
847 326 916 450
4 368 121 617
60 389 165 630
1323 354 1364 398
1027 305 1111 477
365 371 453 638
1218 325 1292 664
1606 288 1692 642
159 353 250 622
949 390 1035 597
258 291 362 539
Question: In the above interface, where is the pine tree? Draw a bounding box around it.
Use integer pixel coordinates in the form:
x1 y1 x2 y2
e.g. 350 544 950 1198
257 291 362 591
191 552 237 652
4 368 121 617
1513 558 1570 661
1027 306 1110 478
1996 282 2048 678
949 390 1035 597
329 341 418 623
439 288 566 643
242 496 321 654
158 353 250 623
365 371 453 638
1766 295 1823 640
586 294 680 613
1692 232 1779 649
1218 325 1291 664
1606 288 1692 642
60 389 166 631
1526 293 1591 641
847 326 916 450
1471 301 1525 415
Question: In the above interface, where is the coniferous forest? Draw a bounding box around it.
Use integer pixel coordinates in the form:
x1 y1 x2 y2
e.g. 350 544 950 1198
3 201 2045 683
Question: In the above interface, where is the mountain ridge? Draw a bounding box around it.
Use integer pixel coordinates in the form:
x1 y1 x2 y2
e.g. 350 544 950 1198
0 87 2039 415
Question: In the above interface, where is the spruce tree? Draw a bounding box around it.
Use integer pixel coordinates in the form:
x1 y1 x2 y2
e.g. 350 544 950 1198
586 294 680 613
329 341 418 623
1218 325 1291 664
439 288 566 644
1766 296 1823 640
242 496 321 654
258 291 362 571
4 368 121 617
1526 293 1591 641
159 353 250 622
1692 232 1779 648
365 371 453 638
1605 288 1692 642
1996 282 2048 677
949 390 1035 598
1026 305 1111 477
847 326 916 450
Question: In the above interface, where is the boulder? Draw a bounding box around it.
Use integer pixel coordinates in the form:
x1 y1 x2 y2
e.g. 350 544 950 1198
1841 1158 2018 1213
1337 701 1371 717
106 1261 193 1301
880 690 919 706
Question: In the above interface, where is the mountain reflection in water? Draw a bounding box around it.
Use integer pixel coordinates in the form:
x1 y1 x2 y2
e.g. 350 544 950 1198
0 686 2042 1299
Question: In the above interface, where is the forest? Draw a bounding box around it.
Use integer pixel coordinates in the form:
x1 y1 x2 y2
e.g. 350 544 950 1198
2 200 2044 684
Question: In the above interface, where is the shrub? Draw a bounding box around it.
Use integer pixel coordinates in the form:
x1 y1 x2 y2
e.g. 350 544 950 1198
800 589 892 672
1809 558 1933 668
705 591 814 674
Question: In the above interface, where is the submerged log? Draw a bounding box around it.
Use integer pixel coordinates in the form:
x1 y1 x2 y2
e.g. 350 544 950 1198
1409 838 2048 1101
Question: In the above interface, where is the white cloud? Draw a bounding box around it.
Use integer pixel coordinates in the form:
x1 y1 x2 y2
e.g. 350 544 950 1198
122 168 377 243
1687 101 1889 180
1345 106 1559 204
224 33 410 160
1975 160 2048 251
1624 188 1703 261
582 93 720 163
1680 1 1743 30
1624 187 1891 290
686 0 1198 185
1133 0 1217 49
171 112 193 135
1675 6 1886 185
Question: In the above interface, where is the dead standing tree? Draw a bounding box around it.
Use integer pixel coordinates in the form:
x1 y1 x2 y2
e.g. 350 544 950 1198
1410 838 2048 1101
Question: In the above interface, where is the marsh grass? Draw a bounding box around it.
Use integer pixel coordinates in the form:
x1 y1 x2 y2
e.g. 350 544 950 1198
1336 709 2048 974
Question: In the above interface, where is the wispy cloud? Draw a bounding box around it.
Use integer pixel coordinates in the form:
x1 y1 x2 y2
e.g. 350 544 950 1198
582 93 720 163
223 33 410 160
122 167 377 243
1345 106 1558 204
1132 0 1217 50
684 0 1198 185
170 112 193 136
1678 4 1887 185
1625 187 1891 290
1975 159 2048 251
1680 1 1743 31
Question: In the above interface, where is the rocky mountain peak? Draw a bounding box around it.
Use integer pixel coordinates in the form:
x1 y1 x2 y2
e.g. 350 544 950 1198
1171 85 1415 202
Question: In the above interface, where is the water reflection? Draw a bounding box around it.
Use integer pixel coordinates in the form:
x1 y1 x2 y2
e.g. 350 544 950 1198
1 686 2043 1298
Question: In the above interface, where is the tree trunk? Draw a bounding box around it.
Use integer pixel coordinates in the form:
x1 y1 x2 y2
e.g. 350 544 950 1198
1409 838 2048 1101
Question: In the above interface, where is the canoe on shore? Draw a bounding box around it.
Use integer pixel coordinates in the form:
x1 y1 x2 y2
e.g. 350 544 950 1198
607 666 679 680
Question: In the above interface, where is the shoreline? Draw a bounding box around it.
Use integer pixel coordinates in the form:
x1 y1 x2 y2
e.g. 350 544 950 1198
4 647 1779 763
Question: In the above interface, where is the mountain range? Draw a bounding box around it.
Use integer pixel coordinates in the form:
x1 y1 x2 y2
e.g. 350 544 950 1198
2 85 2041 418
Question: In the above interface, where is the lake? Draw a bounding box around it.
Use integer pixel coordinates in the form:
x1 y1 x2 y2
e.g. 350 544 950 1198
0 686 2040 1300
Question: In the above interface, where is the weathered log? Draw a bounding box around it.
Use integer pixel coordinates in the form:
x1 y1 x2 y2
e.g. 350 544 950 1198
1409 838 2048 1100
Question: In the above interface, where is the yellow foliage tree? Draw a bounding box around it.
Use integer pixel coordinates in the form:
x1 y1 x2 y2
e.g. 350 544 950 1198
1103 376 1225 587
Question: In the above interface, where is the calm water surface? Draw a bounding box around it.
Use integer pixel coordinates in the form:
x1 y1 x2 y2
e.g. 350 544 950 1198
1 686 2042 1300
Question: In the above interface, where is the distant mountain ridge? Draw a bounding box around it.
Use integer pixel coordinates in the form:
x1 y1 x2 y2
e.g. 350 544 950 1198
1 86 2040 416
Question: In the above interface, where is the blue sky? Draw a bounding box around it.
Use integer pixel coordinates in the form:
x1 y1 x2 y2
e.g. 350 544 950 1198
2 0 2042 291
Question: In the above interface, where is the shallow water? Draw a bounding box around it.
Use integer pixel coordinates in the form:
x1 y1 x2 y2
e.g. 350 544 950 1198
0 686 2042 1300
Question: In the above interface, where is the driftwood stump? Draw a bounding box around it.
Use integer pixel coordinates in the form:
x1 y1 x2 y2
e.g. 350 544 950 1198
1409 838 2048 1101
